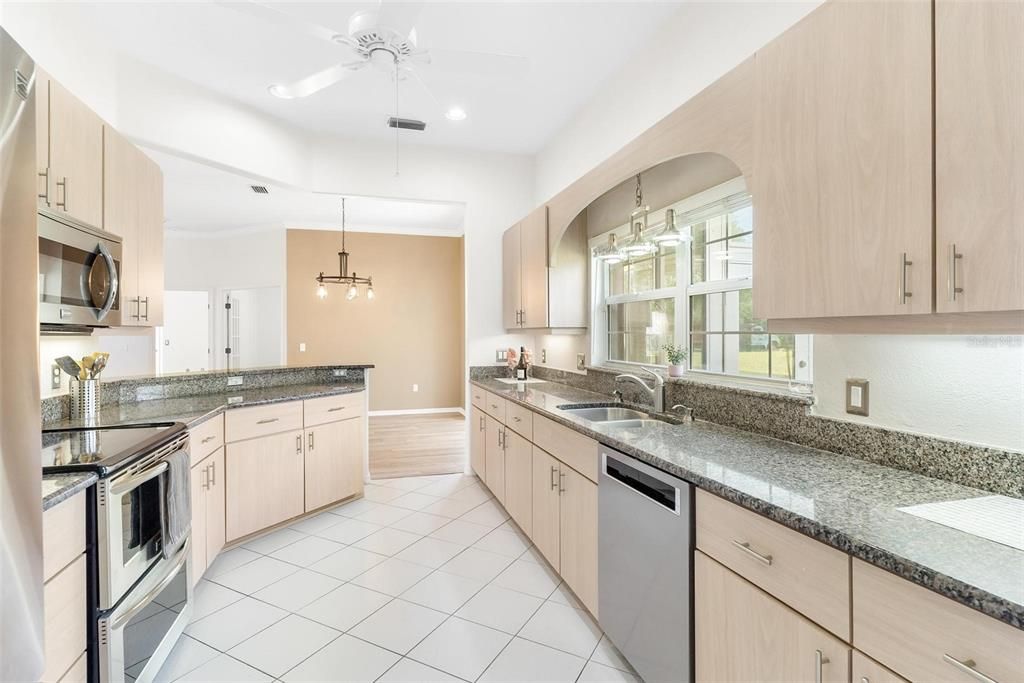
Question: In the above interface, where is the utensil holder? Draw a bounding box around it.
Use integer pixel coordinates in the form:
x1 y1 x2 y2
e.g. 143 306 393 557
70 378 101 424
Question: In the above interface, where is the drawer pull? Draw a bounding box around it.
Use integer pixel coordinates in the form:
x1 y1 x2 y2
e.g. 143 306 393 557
943 655 999 683
731 540 773 566
491 403 499 410
257 417 279 425
327 406 345 412
201 435 216 444
512 416 521 423
814 650 829 683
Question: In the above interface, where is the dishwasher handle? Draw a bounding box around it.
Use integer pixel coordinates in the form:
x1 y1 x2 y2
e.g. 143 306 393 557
602 450 681 515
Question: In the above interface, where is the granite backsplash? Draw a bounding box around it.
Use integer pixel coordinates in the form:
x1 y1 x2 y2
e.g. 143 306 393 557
42 365 370 424
471 364 1023 498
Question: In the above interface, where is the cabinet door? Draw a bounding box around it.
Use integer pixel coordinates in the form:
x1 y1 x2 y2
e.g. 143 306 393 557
35 69 50 209
558 465 598 616
753 0 932 320
103 127 142 325
503 429 532 536
531 447 560 572
138 153 165 325
225 429 305 541
189 461 208 585
851 651 907 683
695 552 850 683
502 223 522 329
205 447 226 567
305 418 363 511
484 416 506 503
49 80 104 227
469 405 487 479
521 206 549 329
935 0 1024 313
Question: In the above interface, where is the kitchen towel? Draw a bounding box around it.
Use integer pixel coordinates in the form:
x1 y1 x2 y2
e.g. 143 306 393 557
160 447 192 559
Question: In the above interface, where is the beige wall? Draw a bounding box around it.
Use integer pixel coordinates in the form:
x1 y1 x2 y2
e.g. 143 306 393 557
287 230 464 412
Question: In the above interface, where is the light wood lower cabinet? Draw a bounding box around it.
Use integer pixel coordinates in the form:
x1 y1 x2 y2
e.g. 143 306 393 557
484 415 506 504
530 446 561 571
190 447 226 583
469 405 486 479
695 551 850 683
502 428 532 536
305 417 363 511
557 464 598 616
226 429 305 541
42 554 87 683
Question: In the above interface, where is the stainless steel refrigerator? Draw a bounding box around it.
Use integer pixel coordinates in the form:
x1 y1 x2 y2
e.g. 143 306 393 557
0 26 44 682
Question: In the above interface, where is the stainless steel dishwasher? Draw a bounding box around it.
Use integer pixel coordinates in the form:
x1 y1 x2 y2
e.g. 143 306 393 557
599 446 693 683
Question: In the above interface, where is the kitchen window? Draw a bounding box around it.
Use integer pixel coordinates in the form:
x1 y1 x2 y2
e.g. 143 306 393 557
592 177 812 383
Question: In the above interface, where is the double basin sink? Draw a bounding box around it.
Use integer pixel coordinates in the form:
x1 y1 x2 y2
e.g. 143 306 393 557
557 405 667 429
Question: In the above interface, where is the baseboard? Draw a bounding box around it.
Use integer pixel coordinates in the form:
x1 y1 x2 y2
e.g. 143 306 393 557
370 407 466 417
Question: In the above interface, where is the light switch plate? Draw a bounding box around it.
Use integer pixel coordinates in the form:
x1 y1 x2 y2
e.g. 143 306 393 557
51 364 62 390
576 353 586 371
227 376 243 387
541 349 547 363
495 349 508 363
845 378 869 416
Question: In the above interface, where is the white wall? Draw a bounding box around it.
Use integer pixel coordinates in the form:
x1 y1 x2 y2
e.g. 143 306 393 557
39 330 156 398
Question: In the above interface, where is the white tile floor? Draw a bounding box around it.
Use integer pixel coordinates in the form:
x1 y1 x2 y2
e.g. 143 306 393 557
155 473 641 683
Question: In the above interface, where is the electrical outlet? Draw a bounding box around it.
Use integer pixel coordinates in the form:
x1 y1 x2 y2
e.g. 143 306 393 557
51 364 62 390
576 353 586 371
299 343 306 352
227 376 244 387
845 378 869 416
541 349 547 363
333 369 348 378
412 383 419 392
495 349 508 363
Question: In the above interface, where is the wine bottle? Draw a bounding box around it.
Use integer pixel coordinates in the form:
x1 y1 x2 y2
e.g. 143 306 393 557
515 346 528 381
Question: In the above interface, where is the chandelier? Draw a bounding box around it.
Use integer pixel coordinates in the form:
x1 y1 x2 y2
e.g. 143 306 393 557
620 173 657 257
316 198 375 301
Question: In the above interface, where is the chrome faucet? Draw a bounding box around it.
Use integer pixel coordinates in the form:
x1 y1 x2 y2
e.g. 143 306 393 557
614 367 665 412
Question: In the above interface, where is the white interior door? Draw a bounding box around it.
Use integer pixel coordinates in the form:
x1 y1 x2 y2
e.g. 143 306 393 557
216 287 283 370
158 291 211 373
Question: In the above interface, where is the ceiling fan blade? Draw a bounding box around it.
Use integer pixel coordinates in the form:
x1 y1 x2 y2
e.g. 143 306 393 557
216 1 347 45
418 48 528 78
269 61 366 99
375 1 425 41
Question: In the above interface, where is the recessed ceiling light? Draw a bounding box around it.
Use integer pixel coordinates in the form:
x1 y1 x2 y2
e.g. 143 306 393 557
445 106 467 122
268 84 292 99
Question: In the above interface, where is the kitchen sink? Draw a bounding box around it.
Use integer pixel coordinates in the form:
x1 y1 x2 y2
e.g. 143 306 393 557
600 419 665 429
559 406 651 422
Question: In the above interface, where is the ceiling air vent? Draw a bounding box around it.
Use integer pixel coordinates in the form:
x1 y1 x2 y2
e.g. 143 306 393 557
387 117 426 131
250 185 269 194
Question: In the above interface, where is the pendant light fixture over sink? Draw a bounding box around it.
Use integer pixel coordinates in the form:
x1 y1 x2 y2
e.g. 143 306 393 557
316 198 375 301
621 173 657 257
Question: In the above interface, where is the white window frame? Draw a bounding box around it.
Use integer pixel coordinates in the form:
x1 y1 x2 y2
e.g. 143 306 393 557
590 177 812 387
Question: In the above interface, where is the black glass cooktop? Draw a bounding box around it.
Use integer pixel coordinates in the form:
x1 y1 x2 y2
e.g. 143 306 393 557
42 423 186 476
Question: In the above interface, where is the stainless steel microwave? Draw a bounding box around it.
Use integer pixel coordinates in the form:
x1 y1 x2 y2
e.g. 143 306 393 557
38 209 122 328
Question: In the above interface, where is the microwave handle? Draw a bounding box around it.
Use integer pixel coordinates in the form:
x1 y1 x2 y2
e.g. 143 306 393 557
95 242 119 322
110 461 168 496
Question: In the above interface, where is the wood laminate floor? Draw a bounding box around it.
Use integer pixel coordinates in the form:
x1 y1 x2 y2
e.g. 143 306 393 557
369 413 467 480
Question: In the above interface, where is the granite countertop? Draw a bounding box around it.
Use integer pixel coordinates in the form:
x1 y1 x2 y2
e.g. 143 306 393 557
41 381 366 507
471 377 1024 630
42 472 97 510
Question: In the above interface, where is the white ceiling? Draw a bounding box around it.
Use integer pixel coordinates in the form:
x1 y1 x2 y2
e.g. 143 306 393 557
152 148 466 235
56 1 681 154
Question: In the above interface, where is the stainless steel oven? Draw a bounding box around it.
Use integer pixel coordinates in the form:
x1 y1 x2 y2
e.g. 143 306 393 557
38 209 122 328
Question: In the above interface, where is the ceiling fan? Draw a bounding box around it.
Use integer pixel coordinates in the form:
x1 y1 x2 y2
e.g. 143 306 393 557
227 1 528 111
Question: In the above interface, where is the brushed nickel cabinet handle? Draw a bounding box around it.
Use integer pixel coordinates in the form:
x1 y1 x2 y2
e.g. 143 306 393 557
815 650 829 683
898 252 913 304
731 540 773 566
56 176 67 209
327 406 345 412
256 417 279 424
558 471 566 494
203 464 210 490
943 655 998 683
141 296 150 321
201 435 216 444
296 435 302 454
479 416 485 431
948 243 964 301
512 416 521 423
308 431 314 450
209 461 216 486
38 168 50 206
861 678 869 683
550 466 558 490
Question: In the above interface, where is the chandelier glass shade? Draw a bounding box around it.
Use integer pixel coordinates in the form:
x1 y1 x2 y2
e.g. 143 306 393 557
593 233 624 264
650 208 692 247
316 198 375 301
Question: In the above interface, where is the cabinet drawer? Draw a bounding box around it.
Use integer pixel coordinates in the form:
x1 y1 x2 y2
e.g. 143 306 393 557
506 402 533 439
853 559 1024 683
304 392 364 427
189 413 224 463
532 414 598 483
696 490 850 640
224 400 303 443
471 385 487 410
42 554 86 683
43 492 85 582
483 391 507 423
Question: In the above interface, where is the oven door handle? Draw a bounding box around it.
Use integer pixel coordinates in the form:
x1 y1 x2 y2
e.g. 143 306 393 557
94 242 119 322
110 461 168 496
112 544 188 630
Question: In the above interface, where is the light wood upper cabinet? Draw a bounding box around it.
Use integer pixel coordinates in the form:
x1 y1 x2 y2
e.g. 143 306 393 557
558 464 598 616
752 0 933 320
503 428 533 536
226 429 305 541
470 405 487 480
138 152 165 326
520 206 549 329
502 222 522 329
305 417 363 511
48 80 104 228
484 415 506 504
695 551 850 683
531 446 560 571
935 0 1024 314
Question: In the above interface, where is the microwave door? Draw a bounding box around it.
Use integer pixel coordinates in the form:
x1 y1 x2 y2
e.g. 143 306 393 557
89 243 119 321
